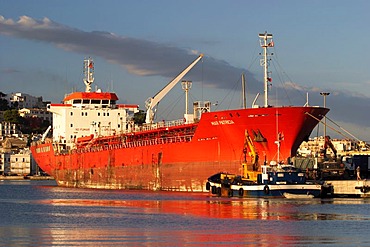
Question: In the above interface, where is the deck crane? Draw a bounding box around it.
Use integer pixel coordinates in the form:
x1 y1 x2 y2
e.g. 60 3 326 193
145 54 204 124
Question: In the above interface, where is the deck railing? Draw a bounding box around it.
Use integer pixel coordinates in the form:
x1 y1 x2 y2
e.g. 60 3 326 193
134 119 187 132
58 134 194 155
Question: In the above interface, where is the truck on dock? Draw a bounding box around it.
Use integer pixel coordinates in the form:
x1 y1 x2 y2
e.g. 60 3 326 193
294 136 370 180
293 154 370 180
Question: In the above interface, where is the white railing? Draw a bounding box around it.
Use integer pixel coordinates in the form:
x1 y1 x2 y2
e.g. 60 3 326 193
134 119 187 133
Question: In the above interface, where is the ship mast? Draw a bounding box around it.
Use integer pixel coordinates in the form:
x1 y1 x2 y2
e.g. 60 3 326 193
182 80 192 114
83 57 95 92
241 73 247 109
258 32 274 107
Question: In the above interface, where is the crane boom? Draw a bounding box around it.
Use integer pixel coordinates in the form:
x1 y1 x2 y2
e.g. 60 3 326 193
145 54 204 123
41 125 52 142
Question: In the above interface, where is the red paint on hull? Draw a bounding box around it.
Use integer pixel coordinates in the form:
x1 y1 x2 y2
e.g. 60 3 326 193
31 106 328 191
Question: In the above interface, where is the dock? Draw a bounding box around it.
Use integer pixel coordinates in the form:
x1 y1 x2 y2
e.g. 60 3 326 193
326 180 370 198
0 175 54 181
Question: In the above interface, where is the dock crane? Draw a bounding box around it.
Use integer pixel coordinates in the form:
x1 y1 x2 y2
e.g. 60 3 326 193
145 54 204 124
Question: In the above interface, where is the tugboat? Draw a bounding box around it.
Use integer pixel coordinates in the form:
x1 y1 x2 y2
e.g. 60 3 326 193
206 161 325 198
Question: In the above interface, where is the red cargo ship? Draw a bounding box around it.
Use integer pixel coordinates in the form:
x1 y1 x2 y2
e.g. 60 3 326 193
31 32 329 191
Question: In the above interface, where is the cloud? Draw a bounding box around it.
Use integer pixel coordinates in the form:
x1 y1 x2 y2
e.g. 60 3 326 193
2 68 21 74
0 15 258 92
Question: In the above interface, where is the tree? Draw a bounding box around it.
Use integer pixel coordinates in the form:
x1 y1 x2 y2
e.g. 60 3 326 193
11 101 19 109
24 117 50 134
133 110 146 125
4 109 22 124
0 98 10 111
0 92 9 111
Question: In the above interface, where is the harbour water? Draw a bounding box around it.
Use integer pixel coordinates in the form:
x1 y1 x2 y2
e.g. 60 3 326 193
0 180 369 246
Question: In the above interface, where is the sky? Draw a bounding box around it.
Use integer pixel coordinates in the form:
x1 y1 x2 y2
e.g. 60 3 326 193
1 0 370 141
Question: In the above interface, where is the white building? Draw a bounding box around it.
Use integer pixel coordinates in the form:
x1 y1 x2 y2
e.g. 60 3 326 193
4 92 44 109
0 122 19 137
0 153 10 175
298 136 360 157
19 108 52 123
9 149 32 176
1 149 41 176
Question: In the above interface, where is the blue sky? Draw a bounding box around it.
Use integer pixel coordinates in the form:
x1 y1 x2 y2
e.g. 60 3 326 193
1 0 370 141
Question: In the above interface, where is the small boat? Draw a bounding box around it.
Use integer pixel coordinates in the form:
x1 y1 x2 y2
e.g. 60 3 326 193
207 163 325 198
283 192 315 199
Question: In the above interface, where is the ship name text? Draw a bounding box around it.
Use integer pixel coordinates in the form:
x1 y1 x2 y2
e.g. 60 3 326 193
211 120 235 126
36 145 51 153
75 128 90 131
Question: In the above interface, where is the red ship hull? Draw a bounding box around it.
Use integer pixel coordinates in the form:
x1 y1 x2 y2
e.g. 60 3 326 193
31 106 328 191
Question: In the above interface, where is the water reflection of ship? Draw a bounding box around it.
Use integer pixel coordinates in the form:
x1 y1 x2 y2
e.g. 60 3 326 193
32 192 370 246
37 197 281 220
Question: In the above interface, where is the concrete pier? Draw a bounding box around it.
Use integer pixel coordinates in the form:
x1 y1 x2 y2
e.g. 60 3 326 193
0 175 54 181
326 180 370 197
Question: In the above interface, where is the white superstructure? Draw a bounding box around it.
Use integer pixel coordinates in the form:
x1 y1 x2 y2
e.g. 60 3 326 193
47 58 139 147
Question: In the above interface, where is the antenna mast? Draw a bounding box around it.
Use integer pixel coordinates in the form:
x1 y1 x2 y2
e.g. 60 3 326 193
83 57 95 92
258 32 274 107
